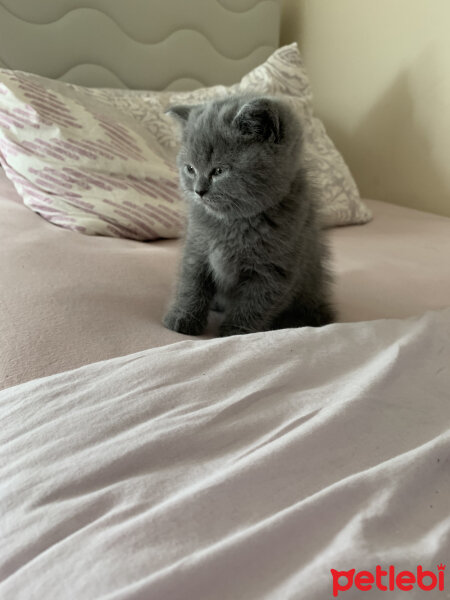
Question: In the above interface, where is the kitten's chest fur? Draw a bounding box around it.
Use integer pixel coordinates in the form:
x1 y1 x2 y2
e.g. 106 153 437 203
206 216 274 291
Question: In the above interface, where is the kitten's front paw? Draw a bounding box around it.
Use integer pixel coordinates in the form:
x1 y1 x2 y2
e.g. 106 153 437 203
163 308 206 336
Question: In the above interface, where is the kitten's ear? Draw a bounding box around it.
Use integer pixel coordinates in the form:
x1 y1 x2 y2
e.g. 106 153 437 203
233 98 281 142
165 104 196 126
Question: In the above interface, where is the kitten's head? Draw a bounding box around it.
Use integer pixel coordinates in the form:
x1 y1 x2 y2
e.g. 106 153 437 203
167 95 302 219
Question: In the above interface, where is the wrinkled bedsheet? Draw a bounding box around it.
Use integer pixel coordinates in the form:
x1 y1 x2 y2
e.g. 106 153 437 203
1 309 449 599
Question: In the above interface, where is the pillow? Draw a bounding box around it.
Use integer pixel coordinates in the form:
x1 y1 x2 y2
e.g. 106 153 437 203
0 44 371 239
0 73 183 239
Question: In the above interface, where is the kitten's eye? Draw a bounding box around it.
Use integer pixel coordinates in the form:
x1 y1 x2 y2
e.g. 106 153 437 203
211 167 223 177
185 164 195 175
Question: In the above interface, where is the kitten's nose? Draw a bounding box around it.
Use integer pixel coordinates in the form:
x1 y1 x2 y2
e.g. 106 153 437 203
195 188 207 197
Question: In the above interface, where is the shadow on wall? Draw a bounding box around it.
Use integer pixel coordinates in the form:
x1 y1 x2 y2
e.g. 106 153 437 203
280 0 301 49
329 58 450 216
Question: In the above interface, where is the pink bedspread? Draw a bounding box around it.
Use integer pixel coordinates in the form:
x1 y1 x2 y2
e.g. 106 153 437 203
1 169 450 389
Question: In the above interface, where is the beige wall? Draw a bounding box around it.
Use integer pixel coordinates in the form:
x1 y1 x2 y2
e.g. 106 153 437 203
281 0 450 217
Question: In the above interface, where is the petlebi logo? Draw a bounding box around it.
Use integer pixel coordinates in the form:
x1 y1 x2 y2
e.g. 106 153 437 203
330 563 446 597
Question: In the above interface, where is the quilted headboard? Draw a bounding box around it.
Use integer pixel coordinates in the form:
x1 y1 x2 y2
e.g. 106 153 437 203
0 0 280 90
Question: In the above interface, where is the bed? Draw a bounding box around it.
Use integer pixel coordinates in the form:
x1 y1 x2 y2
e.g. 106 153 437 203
1 168 450 390
1 2 449 599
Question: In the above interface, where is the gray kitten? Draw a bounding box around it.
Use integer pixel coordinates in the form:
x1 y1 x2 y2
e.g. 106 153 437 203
163 95 335 337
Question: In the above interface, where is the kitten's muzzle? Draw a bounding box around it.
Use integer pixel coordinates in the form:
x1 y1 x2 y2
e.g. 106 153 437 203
195 188 208 198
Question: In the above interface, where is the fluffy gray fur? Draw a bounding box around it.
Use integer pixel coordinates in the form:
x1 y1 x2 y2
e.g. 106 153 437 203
163 95 335 337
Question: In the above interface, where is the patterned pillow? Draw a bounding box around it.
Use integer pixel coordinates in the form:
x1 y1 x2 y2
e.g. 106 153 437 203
0 44 371 240
0 73 183 239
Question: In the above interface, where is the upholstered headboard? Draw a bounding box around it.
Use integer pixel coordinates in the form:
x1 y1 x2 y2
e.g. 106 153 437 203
0 0 280 90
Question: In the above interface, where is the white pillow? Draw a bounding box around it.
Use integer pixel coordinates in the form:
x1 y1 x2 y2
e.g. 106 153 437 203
0 44 371 239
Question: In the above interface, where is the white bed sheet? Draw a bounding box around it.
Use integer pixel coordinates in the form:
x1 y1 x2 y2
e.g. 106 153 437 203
1 308 449 599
